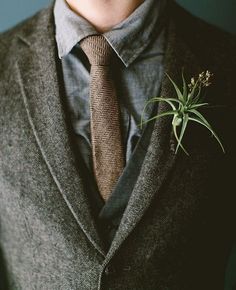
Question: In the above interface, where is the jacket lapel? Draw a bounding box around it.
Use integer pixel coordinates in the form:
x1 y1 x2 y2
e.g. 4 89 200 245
15 6 106 256
105 6 204 262
13 2 205 261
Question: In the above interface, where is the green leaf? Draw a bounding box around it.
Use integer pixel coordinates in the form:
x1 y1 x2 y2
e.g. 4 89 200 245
188 79 199 103
172 115 182 127
139 110 177 128
140 97 179 129
140 98 159 129
172 120 189 155
175 113 189 154
148 97 182 110
140 70 225 156
188 116 225 153
190 103 209 109
145 97 183 107
192 85 202 104
166 73 184 102
189 109 212 128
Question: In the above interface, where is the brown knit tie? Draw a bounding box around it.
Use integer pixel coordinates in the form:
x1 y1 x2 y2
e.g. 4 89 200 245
80 35 125 201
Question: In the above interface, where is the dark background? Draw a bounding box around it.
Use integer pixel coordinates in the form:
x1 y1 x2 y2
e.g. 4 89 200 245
0 0 235 289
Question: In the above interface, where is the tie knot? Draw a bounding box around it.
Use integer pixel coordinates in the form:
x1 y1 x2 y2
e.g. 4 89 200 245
79 35 114 66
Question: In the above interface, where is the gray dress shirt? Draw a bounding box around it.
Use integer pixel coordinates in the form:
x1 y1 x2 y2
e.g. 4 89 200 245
54 0 167 171
53 0 168 247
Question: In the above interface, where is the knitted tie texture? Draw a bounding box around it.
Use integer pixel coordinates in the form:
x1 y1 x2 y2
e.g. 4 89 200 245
80 35 125 201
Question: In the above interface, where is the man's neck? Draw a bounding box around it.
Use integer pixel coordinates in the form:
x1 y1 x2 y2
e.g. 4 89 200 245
65 0 144 33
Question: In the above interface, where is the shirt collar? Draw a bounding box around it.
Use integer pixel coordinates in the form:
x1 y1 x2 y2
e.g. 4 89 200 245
54 0 169 67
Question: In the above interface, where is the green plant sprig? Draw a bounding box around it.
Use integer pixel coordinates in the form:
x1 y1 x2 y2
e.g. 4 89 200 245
140 70 225 155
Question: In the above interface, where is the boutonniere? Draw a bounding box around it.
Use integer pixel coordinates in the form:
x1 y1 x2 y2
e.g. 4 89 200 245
140 70 225 155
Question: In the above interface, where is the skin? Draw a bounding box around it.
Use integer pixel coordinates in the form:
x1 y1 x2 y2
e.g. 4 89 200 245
65 0 144 33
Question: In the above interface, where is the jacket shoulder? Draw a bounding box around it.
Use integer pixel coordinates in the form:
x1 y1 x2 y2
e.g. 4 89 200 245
0 4 54 112
0 5 53 67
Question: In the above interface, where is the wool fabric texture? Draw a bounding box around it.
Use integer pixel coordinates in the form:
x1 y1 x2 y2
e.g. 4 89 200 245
0 2 236 290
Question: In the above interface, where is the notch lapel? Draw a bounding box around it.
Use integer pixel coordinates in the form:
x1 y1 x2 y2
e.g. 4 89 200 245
105 10 204 262
15 6 106 256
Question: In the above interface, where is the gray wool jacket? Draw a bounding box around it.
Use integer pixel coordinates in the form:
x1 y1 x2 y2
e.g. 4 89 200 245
0 1 236 290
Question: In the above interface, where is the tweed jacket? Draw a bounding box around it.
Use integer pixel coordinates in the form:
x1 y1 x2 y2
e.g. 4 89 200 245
0 2 236 290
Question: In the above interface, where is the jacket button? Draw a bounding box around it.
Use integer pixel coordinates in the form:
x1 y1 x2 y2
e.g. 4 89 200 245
104 266 115 276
